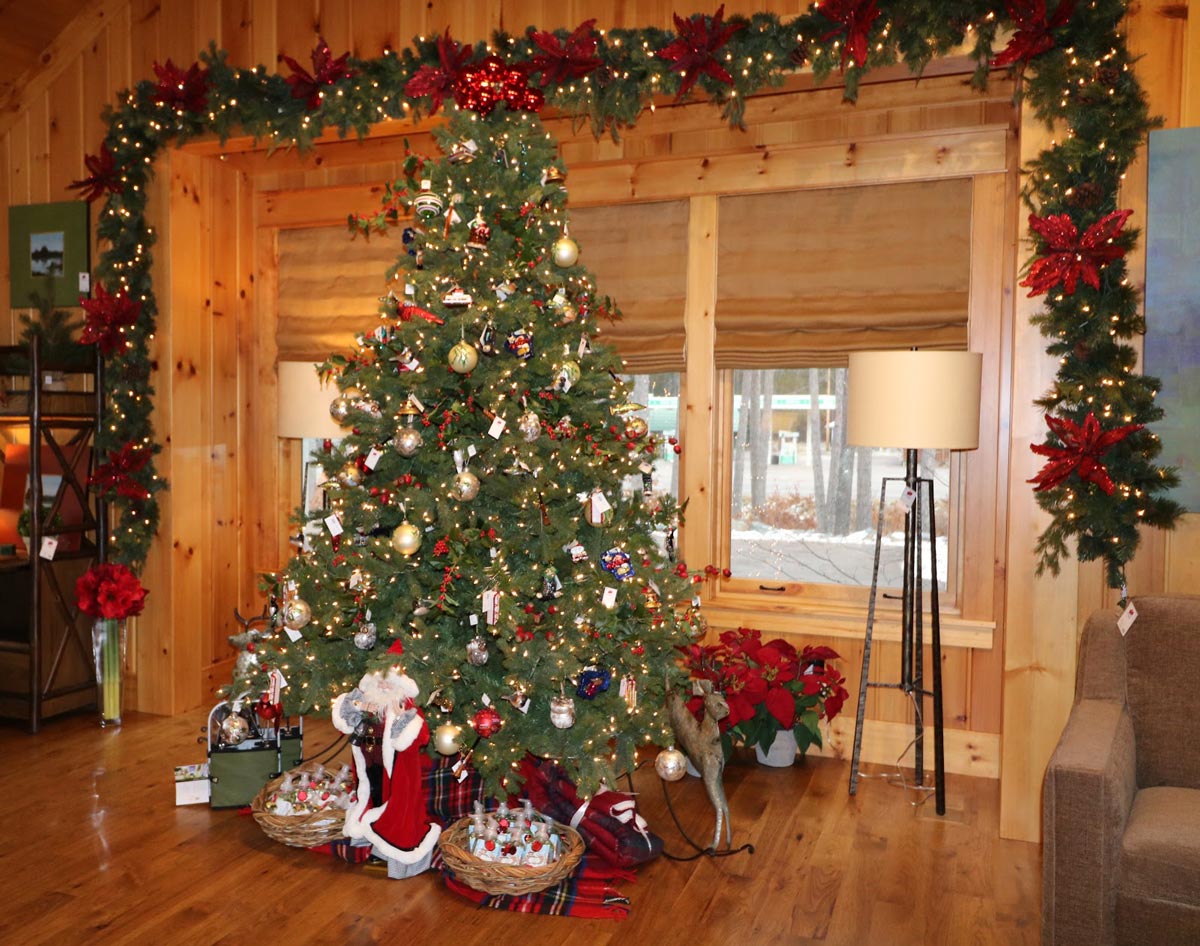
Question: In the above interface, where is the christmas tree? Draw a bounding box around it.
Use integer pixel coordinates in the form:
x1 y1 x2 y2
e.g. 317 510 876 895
236 94 702 797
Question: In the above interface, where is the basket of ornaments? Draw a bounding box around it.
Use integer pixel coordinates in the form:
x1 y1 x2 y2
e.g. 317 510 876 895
437 799 585 895
251 760 353 848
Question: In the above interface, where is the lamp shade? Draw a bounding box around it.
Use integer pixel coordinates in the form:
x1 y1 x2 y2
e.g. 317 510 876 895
277 361 345 439
846 350 982 450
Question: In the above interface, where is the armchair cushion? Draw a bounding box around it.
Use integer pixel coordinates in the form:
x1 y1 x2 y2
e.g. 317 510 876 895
1119 787 1200 907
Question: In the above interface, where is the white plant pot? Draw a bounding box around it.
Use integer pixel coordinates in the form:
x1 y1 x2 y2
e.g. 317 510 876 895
754 729 799 767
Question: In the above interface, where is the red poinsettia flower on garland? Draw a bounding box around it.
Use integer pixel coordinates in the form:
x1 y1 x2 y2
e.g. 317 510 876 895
152 58 211 114
1029 411 1143 496
527 20 603 86
79 284 142 356
656 4 744 101
404 29 474 114
281 36 355 110
68 144 122 203
814 0 880 71
1020 209 1132 297
991 0 1077 69
76 563 148 620
89 441 152 501
681 627 849 755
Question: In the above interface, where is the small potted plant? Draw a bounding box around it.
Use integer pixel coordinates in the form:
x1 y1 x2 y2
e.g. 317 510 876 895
681 627 849 766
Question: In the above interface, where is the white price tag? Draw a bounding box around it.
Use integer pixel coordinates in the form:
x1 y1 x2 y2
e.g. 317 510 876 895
404 282 415 296
900 487 917 512
365 447 383 470
453 449 465 472
268 668 287 702
38 536 58 560
483 589 500 624
409 394 425 413
1117 602 1138 636
284 627 303 643
513 695 530 714
78 272 91 294
469 613 478 627
488 415 507 439
324 514 344 536
467 444 477 458
577 334 590 359
348 569 362 589
602 586 618 608
481 693 492 707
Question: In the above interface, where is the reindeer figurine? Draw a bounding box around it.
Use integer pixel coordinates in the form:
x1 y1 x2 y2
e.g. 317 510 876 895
666 678 732 850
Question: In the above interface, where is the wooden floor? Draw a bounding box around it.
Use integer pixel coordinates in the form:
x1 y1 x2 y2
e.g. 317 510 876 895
0 709 1040 946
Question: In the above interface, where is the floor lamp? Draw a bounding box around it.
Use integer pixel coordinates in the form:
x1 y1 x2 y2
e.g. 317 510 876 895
845 350 982 816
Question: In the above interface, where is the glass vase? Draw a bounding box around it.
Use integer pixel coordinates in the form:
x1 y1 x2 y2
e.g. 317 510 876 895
92 618 126 727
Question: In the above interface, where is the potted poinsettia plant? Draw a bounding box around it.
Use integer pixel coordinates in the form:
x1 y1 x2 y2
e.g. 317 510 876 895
681 627 849 766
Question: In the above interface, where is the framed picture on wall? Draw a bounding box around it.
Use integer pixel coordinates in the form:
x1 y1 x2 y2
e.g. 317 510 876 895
8 201 90 309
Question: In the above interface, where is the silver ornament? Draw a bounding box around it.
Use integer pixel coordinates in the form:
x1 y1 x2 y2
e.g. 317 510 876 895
549 695 576 729
336 462 362 488
433 723 462 755
329 395 354 423
282 598 311 631
451 470 481 501
353 623 377 650
466 635 489 666
552 235 580 268
517 411 541 442
394 426 423 457
220 713 251 746
655 747 688 782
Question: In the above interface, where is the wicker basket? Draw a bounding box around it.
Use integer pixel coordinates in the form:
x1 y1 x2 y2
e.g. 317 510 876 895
437 815 585 895
250 760 348 848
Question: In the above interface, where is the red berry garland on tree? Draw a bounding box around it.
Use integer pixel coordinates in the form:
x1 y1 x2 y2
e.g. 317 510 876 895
68 145 122 203
152 58 211 114
1020 209 1132 296
281 36 355 110
527 20 603 86
89 442 152 501
1028 412 1143 496
814 0 880 70
991 0 1076 68
656 4 743 101
80 284 142 356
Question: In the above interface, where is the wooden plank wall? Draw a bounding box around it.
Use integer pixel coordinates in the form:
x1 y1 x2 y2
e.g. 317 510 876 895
0 0 1192 842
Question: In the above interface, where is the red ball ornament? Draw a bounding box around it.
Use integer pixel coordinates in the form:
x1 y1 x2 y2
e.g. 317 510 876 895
472 706 503 738
673 444 682 454
256 695 281 720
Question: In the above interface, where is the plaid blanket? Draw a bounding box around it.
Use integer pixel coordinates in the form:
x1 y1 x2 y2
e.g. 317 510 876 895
309 753 634 918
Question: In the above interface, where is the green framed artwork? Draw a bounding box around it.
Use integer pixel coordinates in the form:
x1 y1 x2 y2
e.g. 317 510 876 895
8 201 90 309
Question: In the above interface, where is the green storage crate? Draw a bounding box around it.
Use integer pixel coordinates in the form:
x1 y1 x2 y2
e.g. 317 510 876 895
207 703 303 809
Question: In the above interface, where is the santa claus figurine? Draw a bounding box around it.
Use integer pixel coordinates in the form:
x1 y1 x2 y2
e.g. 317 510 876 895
332 661 440 877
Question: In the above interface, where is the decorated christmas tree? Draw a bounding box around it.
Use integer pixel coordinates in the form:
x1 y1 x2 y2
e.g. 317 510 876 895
235 92 702 797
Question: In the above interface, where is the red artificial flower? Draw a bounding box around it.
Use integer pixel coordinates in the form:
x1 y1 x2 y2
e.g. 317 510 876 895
764 685 796 729
76 563 148 620
815 0 880 70
89 441 152 501
528 20 603 86
404 29 474 114
68 144 122 203
152 58 211 114
80 284 142 356
1021 209 1132 297
991 0 1076 68
656 4 744 101
1029 411 1143 495
281 36 355 110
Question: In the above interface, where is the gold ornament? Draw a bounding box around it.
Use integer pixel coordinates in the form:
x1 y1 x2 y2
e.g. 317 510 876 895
337 462 363 488
448 340 479 374
282 598 311 630
391 521 422 556
394 426 423 457
433 723 462 755
624 417 649 440
451 470 481 501
552 235 580 268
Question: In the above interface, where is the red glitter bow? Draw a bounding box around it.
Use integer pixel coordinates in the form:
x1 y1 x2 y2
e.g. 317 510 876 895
68 145 122 203
528 20 603 86
89 441 152 501
152 58 211 114
404 29 474 114
452 56 544 115
815 0 880 70
656 5 744 101
80 284 142 356
1021 209 1132 297
991 0 1077 68
281 36 355 110
1029 411 1143 495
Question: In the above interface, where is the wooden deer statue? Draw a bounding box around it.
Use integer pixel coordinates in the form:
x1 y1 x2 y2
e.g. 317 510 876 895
666 679 732 850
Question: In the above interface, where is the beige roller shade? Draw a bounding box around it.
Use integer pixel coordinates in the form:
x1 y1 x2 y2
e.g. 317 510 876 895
276 226 403 361
568 200 688 374
715 179 972 368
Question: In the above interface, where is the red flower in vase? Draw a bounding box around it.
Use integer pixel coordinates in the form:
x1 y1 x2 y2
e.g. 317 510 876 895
76 563 148 620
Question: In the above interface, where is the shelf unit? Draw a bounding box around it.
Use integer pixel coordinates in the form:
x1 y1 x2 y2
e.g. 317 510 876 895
0 336 107 731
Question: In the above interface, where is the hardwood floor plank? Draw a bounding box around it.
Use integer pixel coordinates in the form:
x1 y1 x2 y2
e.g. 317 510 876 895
0 710 1040 945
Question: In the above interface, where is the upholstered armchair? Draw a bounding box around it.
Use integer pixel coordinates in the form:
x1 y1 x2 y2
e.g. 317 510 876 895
1043 595 1200 945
